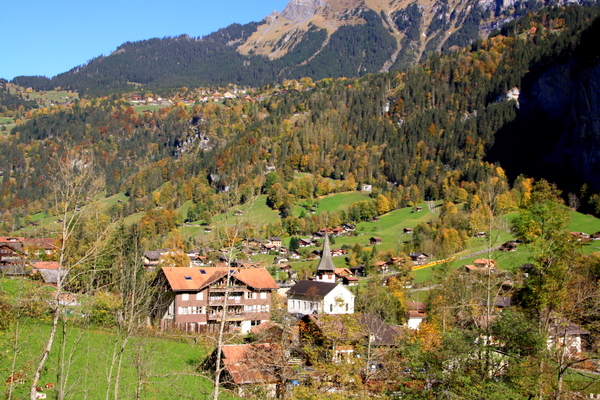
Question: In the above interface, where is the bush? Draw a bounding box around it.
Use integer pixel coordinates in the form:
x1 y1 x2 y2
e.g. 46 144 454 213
89 291 121 327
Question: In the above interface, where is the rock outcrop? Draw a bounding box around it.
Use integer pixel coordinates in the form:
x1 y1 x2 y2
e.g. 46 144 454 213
281 0 326 21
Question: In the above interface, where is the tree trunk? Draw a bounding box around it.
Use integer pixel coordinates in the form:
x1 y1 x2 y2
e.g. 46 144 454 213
30 302 61 400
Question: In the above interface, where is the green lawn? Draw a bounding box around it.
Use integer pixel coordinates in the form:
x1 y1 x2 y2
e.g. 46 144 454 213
102 192 130 210
0 277 55 298
335 202 439 253
314 192 370 213
178 200 194 221
180 195 281 239
27 90 78 104
15 192 133 235
132 104 171 113
568 211 600 233
0 319 236 400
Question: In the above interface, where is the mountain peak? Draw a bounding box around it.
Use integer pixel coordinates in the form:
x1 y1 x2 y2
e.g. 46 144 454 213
281 0 326 21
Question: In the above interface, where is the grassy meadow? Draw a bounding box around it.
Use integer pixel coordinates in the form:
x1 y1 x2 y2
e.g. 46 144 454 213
0 277 235 400
132 104 171 113
0 320 233 400
12 186 600 287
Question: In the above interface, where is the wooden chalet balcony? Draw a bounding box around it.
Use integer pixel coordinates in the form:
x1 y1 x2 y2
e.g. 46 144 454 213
207 311 247 321
207 296 244 305
208 286 246 292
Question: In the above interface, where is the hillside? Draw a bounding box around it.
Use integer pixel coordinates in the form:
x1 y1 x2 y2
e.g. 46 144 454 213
11 0 592 95
3 4 600 234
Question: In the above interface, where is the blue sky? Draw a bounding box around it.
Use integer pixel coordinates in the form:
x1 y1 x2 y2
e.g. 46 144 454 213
1 0 290 81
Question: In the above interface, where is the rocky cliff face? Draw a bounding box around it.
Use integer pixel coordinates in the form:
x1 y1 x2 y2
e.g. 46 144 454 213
238 0 590 69
281 0 327 21
490 41 600 192
521 60 600 190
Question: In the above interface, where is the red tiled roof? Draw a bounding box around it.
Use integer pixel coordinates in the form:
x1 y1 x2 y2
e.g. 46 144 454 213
407 301 427 311
161 267 278 291
407 310 426 319
334 268 352 275
249 321 280 335
22 238 57 250
0 237 25 242
221 344 280 384
33 261 60 270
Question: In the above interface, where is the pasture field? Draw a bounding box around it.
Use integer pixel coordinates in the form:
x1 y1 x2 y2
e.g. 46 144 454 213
0 317 235 399
27 90 78 104
13 187 600 286
181 195 281 238
132 104 171 113
0 279 236 400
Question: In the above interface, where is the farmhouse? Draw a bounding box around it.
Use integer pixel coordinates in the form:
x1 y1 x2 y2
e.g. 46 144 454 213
204 343 289 398
154 267 278 334
464 259 501 274
369 237 382 245
298 239 314 247
409 252 429 265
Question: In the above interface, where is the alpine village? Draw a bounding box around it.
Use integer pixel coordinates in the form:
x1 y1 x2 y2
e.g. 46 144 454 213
3 0 600 398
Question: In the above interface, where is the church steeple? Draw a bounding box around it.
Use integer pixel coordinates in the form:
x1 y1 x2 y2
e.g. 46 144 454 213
316 232 336 282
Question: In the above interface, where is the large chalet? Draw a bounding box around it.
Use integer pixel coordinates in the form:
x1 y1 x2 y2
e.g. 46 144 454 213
154 267 279 334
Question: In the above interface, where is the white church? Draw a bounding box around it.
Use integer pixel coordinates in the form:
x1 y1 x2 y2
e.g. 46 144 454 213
286 234 355 316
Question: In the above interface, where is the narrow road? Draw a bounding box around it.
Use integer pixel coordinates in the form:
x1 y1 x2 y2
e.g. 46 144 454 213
427 201 438 214
457 246 503 260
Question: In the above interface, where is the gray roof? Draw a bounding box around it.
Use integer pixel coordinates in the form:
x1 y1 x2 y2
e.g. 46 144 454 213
316 234 335 272
287 280 338 298
144 249 165 261
40 269 68 284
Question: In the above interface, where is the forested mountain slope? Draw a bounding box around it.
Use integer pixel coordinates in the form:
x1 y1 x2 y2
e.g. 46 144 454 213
11 0 596 95
2 5 600 230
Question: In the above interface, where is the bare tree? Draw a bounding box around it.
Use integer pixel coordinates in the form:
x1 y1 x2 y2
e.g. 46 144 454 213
29 152 112 400
102 225 157 400
210 191 263 400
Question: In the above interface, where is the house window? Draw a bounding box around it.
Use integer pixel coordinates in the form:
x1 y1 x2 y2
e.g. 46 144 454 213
346 303 348 312
260 292 267 299
196 292 203 301
330 304 333 312
181 294 189 301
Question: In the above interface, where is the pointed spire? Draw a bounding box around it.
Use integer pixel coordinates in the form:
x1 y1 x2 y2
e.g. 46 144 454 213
317 232 335 272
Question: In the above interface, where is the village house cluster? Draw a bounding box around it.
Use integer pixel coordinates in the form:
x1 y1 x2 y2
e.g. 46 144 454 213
0 236 64 283
2 226 596 398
